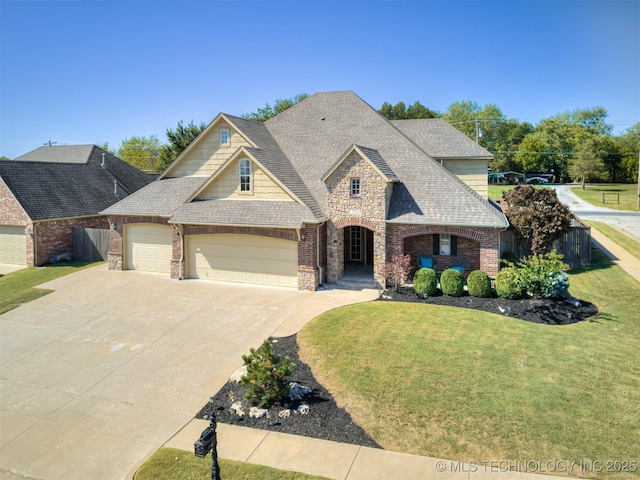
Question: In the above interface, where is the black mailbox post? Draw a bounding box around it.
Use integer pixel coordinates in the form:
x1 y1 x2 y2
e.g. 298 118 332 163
194 397 221 479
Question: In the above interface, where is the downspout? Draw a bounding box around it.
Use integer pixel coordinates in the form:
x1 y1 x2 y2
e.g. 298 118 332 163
175 224 184 280
317 222 325 286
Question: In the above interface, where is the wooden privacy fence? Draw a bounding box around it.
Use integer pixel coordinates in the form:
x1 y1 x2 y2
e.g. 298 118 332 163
500 216 591 267
73 227 109 261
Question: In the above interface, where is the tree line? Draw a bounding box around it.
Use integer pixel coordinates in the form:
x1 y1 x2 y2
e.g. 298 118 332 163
101 94 639 184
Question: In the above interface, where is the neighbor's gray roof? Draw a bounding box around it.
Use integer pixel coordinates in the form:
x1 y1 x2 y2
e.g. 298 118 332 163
14 145 96 163
170 199 316 228
102 176 207 217
392 118 494 159
1 146 154 221
265 91 507 228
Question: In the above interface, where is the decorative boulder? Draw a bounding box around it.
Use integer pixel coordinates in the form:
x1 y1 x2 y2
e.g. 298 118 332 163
289 382 312 401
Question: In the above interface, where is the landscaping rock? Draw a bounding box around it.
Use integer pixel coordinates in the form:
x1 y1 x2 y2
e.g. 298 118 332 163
249 407 269 418
229 365 247 383
289 382 312 401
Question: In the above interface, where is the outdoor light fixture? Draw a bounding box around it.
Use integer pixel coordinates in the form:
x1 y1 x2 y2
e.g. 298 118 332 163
194 397 221 479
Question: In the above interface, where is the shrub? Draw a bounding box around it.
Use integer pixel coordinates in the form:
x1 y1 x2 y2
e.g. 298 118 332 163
241 339 295 408
381 254 412 291
467 270 492 298
500 251 520 268
413 268 438 296
518 251 570 297
440 269 464 297
495 267 525 299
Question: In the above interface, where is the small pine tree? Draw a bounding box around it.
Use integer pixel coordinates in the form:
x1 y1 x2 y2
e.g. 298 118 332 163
241 340 295 408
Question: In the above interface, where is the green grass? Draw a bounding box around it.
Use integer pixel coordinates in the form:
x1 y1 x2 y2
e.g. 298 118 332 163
586 220 640 261
571 183 639 211
0 261 101 314
134 448 330 480
299 248 640 479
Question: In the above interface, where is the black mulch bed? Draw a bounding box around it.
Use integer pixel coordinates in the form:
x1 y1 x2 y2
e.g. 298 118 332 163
197 289 598 448
196 334 382 449
379 287 598 325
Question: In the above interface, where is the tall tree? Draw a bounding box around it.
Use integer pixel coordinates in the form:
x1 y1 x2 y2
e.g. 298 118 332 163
568 137 607 189
117 135 160 172
379 101 439 120
614 123 640 183
242 94 309 123
157 120 206 172
442 101 509 158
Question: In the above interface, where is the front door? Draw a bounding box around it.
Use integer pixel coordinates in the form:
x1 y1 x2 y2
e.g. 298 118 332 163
345 226 374 266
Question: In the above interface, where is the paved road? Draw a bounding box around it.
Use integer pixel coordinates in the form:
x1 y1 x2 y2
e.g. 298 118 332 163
554 185 640 241
0 266 378 480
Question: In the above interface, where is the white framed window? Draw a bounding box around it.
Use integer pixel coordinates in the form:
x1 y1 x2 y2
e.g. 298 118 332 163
439 234 451 256
220 129 229 145
350 178 361 196
239 159 251 192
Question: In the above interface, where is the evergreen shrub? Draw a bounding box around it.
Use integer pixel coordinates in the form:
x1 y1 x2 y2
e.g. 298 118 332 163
413 268 438 296
440 269 464 297
467 270 492 298
241 339 295 408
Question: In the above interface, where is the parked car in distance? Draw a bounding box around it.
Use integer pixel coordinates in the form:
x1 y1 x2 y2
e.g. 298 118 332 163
525 177 550 185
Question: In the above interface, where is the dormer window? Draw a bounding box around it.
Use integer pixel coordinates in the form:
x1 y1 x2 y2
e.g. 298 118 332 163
240 159 251 192
350 178 361 196
220 129 229 145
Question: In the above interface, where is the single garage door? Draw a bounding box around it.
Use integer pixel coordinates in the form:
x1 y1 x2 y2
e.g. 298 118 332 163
186 234 298 288
0 225 27 266
125 224 172 273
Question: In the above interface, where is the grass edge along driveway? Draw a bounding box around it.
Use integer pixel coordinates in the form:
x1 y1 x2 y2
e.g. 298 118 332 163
298 249 640 479
0 261 101 314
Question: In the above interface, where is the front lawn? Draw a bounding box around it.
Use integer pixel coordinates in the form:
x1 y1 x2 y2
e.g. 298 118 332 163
134 448 330 480
571 183 639 211
298 248 640 478
0 261 101 314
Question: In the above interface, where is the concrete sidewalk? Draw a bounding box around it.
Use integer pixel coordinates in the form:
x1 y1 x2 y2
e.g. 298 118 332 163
164 420 575 480
589 228 640 283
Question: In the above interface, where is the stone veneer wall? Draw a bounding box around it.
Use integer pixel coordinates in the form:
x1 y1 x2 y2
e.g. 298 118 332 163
324 151 391 286
387 224 502 278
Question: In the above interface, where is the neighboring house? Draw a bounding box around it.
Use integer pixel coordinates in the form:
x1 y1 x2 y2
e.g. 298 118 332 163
0 145 154 267
104 91 508 290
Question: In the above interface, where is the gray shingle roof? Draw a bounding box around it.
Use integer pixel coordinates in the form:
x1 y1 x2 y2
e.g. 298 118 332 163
14 145 95 163
1 146 154 221
170 199 316 228
102 176 207 217
392 118 493 159
265 91 507 228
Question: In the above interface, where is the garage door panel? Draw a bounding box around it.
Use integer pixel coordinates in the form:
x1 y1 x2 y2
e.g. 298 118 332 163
187 234 297 287
125 224 172 273
0 225 27 266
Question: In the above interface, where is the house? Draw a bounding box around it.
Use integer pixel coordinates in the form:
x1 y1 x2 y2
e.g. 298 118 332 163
103 91 508 290
0 145 154 268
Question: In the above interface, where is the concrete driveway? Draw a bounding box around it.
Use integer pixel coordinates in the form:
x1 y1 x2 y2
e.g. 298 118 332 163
0 265 378 480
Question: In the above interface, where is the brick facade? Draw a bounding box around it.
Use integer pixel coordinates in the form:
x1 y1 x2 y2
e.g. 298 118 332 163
387 224 502 278
2 180 108 266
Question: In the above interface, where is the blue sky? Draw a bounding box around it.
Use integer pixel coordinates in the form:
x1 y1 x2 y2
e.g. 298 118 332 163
1 0 638 159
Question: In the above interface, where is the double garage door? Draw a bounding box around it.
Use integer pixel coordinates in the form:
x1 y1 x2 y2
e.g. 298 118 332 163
125 224 297 287
0 225 27 266
186 234 298 288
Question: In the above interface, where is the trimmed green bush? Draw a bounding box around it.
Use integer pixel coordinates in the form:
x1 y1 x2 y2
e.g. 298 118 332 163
413 268 438 296
495 267 525 299
440 269 464 297
518 251 570 297
467 270 492 298
241 339 295 408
